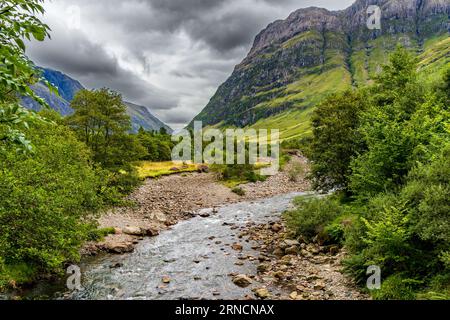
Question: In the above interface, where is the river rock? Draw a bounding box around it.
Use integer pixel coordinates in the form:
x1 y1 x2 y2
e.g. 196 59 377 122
273 248 284 257
289 291 298 300
106 242 134 254
123 226 143 236
284 239 300 247
232 243 243 251
257 264 270 273
253 288 270 299
232 275 252 288
285 246 299 255
142 227 159 237
271 224 282 232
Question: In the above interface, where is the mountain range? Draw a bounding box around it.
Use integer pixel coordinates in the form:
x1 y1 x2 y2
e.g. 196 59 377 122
191 0 449 140
21 68 173 133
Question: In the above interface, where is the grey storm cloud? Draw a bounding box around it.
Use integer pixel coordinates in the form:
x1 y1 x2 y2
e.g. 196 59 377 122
27 0 355 129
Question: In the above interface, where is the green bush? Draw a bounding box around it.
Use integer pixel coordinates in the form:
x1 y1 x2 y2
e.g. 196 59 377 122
372 275 419 300
284 196 343 242
0 115 108 283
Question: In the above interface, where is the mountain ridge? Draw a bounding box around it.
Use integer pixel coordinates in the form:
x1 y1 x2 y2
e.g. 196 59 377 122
22 67 173 134
191 0 449 140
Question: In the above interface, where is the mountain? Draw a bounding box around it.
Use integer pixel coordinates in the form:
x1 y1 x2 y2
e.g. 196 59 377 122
21 68 173 133
191 0 449 140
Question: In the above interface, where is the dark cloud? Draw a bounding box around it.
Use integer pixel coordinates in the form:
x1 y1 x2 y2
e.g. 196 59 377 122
27 0 355 128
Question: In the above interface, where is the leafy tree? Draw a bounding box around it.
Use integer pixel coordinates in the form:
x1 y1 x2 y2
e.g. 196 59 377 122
0 111 108 282
66 88 146 167
309 90 367 192
0 0 53 150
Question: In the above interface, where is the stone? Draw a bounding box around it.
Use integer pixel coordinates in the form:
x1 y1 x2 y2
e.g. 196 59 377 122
253 288 270 299
285 246 299 255
197 165 209 173
271 224 282 232
143 227 159 237
232 243 243 251
162 276 171 284
314 281 326 291
232 275 253 288
123 226 143 236
273 271 285 280
273 248 284 257
257 264 270 273
284 239 300 247
106 242 134 254
289 291 298 300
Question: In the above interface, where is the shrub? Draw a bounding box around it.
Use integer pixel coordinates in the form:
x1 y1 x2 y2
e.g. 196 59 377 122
284 196 343 242
372 275 419 300
0 115 108 281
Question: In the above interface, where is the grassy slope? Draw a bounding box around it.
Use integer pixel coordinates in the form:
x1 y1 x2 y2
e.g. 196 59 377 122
246 34 449 141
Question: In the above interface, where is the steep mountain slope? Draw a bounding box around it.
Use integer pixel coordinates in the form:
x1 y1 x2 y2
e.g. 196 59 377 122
191 0 449 140
22 68 173 133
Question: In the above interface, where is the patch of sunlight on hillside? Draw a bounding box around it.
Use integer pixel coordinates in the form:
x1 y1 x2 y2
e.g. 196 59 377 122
135 161 198 179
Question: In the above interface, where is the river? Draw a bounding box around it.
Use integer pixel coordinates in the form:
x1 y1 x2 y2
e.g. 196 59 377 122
3 192 306 300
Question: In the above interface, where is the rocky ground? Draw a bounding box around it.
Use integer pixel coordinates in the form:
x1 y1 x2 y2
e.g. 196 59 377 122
235 221 370 300
83 155 310 255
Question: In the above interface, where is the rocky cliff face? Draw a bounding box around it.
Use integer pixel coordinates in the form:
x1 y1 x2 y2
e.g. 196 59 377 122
191 0 449 138
22 68 173 133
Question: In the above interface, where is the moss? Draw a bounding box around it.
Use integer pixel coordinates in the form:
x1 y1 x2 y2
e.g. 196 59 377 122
231 187 246 196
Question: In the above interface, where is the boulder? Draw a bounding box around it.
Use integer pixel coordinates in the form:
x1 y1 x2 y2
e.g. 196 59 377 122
284 239 300 247
232 275 253 288
253 288 270 299
142 227 160 237
271 224 282 232
285 246 299 255
123 226 143 236
257 264 270 273
106 242 134 254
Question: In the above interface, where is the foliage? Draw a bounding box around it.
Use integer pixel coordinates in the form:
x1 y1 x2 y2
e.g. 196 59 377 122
137 127 174 162
372 275 419 300
296 47 450 299
66 88 147 168
0 112 108 284
284 195 343 242
0 0 53 150
309 90 367 192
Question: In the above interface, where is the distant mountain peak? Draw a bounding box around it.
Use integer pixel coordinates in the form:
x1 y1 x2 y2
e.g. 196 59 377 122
191 0 449 140
21 67 173 133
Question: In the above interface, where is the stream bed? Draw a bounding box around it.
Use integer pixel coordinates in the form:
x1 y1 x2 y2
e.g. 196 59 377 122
4 192 306 300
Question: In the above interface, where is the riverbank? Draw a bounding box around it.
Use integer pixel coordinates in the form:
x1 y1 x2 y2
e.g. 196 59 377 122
241 221 369 300
83 156 310 255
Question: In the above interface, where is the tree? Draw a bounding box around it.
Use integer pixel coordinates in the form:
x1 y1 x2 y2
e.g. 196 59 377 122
350 48 427 198
66 88 146 167
0 110 108 280
0 0 53 150
309 89 367 192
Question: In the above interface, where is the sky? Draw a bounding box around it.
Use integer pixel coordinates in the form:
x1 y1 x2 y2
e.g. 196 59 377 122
28 0 356 129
